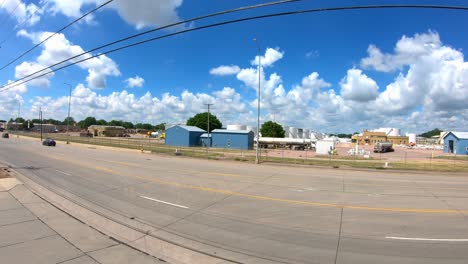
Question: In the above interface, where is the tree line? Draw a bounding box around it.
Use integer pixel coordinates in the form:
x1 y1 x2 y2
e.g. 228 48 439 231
7 116 166 131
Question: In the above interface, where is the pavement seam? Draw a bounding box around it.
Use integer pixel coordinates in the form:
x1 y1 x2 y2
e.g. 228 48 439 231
7 182 103 264
0 233 58 249
55 254 102 264
0 218 38 228
334 208 344 264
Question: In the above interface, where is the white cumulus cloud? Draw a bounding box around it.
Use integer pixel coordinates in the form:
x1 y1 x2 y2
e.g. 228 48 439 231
125 76 145 88
44 0 183 29
209 65 240 76
16 30 120 89
251 48 284 67
340 68 379 102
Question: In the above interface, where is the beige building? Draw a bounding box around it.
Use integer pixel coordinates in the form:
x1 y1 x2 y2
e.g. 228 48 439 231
352 131 409 145
88 125 125 137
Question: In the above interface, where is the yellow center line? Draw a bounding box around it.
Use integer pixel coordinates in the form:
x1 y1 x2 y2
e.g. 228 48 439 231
40 154 468 214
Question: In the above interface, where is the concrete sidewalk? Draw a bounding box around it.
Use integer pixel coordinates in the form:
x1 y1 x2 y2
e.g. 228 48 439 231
0 174 165 264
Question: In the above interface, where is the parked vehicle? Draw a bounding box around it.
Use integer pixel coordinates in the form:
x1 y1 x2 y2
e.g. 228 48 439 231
374 142 393 153
42 138 56 146
1 133 9 138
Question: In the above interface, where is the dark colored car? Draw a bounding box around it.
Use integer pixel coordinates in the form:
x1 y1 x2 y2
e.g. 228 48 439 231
1 133 9 138
42 138 56 146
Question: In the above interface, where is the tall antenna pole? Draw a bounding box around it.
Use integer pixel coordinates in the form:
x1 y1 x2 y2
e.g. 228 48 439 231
204 103 213 147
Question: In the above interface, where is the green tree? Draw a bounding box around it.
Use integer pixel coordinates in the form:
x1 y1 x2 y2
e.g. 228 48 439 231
154 123 166 130
14 117 25 124
260 121 285 138
31 119 41 124
135 123 153 130
121 121 134 129
63 117 75 125
108 120 123 127
78 116 97 129
419 128 443 138
186 112 222 132
96 119 108 125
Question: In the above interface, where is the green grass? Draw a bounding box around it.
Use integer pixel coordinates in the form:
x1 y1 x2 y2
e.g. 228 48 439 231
434 155 468 161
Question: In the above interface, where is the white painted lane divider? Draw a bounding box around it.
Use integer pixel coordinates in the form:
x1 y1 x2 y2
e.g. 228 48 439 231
386 236 468 242
139 195 189 209
55 169 72 176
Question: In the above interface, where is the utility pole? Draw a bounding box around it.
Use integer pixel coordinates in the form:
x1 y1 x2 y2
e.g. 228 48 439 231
64 83 72 144
204 103 213 147
39 107 43 141
253 38 261 164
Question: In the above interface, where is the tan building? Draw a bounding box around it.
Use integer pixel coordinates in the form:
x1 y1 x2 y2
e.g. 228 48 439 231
352 131 409 145
88 125 125 137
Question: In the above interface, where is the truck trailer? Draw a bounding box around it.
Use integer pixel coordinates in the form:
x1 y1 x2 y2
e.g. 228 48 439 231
374 142 393 153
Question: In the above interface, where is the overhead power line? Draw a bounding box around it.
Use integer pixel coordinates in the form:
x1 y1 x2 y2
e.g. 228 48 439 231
0 0 114 71
0 1 20 27
0 0 301 90
1 4 468 93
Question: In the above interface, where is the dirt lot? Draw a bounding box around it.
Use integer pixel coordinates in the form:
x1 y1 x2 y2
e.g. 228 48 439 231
263 143 449 162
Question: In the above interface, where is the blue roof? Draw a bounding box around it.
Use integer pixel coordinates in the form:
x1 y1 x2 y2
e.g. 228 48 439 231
175 125 206 132
211 129 252 134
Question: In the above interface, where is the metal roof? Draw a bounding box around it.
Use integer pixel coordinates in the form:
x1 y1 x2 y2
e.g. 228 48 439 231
175 125 206 132
211 129 252 134
200 133 211 138
445 131 468 140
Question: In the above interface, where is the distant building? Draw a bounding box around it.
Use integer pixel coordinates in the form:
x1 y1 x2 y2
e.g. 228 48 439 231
31 124 57 133
210 129 254 150
443 132 468 155
165 125 205 147
88 125 125 137
352 131 408 145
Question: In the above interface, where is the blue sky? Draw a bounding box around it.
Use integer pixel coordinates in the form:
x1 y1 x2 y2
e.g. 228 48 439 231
1 0 468 133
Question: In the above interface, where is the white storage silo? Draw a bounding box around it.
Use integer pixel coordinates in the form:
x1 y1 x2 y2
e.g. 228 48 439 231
227 124 246 131
283 126 290 138
297 128 304 139
407 133 417 144
387 128 401 136
289 127 298 139
304 129 310 139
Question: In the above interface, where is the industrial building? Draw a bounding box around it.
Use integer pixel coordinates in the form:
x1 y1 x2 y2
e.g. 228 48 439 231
443 132 468 155
211 129 254 150
352 130 409 145
165 125 254 150
165 125 205 147
88 125 126 137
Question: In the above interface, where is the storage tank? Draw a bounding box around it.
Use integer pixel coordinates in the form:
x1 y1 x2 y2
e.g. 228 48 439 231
304 129 310 139
283 125 290 138
248 126 258 137
297 128 304 139
227 124 246 131
407 133 417 144
289 127 298 139
388 128 401 136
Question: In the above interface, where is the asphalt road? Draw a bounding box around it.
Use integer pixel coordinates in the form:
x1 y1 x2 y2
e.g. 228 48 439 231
1 137 468 264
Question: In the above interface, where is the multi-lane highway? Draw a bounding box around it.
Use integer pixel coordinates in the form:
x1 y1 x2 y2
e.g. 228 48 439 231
1 136 468 263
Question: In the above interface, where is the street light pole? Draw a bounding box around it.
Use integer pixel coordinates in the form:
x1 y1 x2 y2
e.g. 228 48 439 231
39 107 43 141
204 103 213 147
64 83 72 144
253 38 261 164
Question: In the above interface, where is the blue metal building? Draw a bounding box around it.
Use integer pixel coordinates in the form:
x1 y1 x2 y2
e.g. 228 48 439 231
165 125 205 147
443 132 468 155
199 133 211 147
211 129 254 150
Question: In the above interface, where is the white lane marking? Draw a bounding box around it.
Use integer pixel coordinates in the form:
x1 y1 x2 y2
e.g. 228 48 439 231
139 195 189 209
386 236 468 242
55 169 72 176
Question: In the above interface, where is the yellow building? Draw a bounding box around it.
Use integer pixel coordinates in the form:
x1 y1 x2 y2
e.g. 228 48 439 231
352 131 408 145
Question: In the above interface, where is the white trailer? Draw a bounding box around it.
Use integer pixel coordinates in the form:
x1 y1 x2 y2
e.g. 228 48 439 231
315 140 336 155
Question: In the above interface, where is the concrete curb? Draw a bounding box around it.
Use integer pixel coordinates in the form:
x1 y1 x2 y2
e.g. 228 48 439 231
7 168 232 264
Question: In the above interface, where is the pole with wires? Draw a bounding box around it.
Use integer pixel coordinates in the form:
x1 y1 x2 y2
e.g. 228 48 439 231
204 103 213 148
64 83 72 144
253 38 261 164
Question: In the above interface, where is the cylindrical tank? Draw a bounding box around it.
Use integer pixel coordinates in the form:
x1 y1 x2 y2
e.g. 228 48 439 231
283 126 290 138
289 127 298 139
304 129 310 139
407 133 416 144
248 126 258 137
297 128 304 139
227 124 246 131
388 128 401 136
